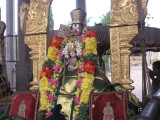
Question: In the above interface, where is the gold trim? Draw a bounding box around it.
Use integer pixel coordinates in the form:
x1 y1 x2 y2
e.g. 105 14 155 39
110 25 138 92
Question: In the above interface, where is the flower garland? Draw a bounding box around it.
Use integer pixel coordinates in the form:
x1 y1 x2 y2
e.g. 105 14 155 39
74 30 98 119
62 37 82 58
74 62 96 119
39 36 63 117
38 30 98 119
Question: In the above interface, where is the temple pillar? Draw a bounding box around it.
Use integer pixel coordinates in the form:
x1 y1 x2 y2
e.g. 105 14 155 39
76 0 86 11
22 0 53 90
5 0 17 91
110 26 138 91
0 8 1 21
110 0 147 104
16 0 32 91
76 0 86 25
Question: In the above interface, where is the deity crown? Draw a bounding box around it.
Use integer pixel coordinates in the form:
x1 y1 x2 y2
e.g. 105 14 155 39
70 8 86 24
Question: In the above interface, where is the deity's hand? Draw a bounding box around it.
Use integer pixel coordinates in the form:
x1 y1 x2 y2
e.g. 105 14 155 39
68 64 74 71
68 57 77 71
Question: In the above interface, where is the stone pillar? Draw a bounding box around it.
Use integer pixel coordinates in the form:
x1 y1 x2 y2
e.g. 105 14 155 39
6 0 14 61
0 8 1 21
76 0 86 25
5 0 17 91
16 0 32 91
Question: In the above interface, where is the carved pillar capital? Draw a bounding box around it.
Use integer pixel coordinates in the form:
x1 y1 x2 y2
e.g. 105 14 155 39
25 34 47 90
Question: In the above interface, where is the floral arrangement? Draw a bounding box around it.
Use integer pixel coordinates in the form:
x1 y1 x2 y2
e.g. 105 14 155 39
62 37 82 58
38 30 98 119
74 61 96 119
39 36 63 116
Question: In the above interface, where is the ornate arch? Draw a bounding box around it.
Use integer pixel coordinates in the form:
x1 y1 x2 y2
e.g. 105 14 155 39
21 0 147 97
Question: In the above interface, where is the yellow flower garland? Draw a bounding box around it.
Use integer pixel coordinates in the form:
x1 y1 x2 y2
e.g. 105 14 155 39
39 76 49 110
39 45 61 111
74 72 95 116
84 37 97 56
47 47 59 61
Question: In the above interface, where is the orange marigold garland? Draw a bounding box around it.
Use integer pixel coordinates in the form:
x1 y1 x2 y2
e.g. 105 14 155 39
83 61 96 75
50 36 62 49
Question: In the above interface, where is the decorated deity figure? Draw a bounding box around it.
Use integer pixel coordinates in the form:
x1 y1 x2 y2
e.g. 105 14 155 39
67 42 77 71
38 8 138 120
103 102 115 120
18 100 26 118
38 8 111 120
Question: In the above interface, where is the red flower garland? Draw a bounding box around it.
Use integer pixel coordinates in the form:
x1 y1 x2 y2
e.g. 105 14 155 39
50 36 62 49
40 66 52 79
86 30 98 41
83 61 96 75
